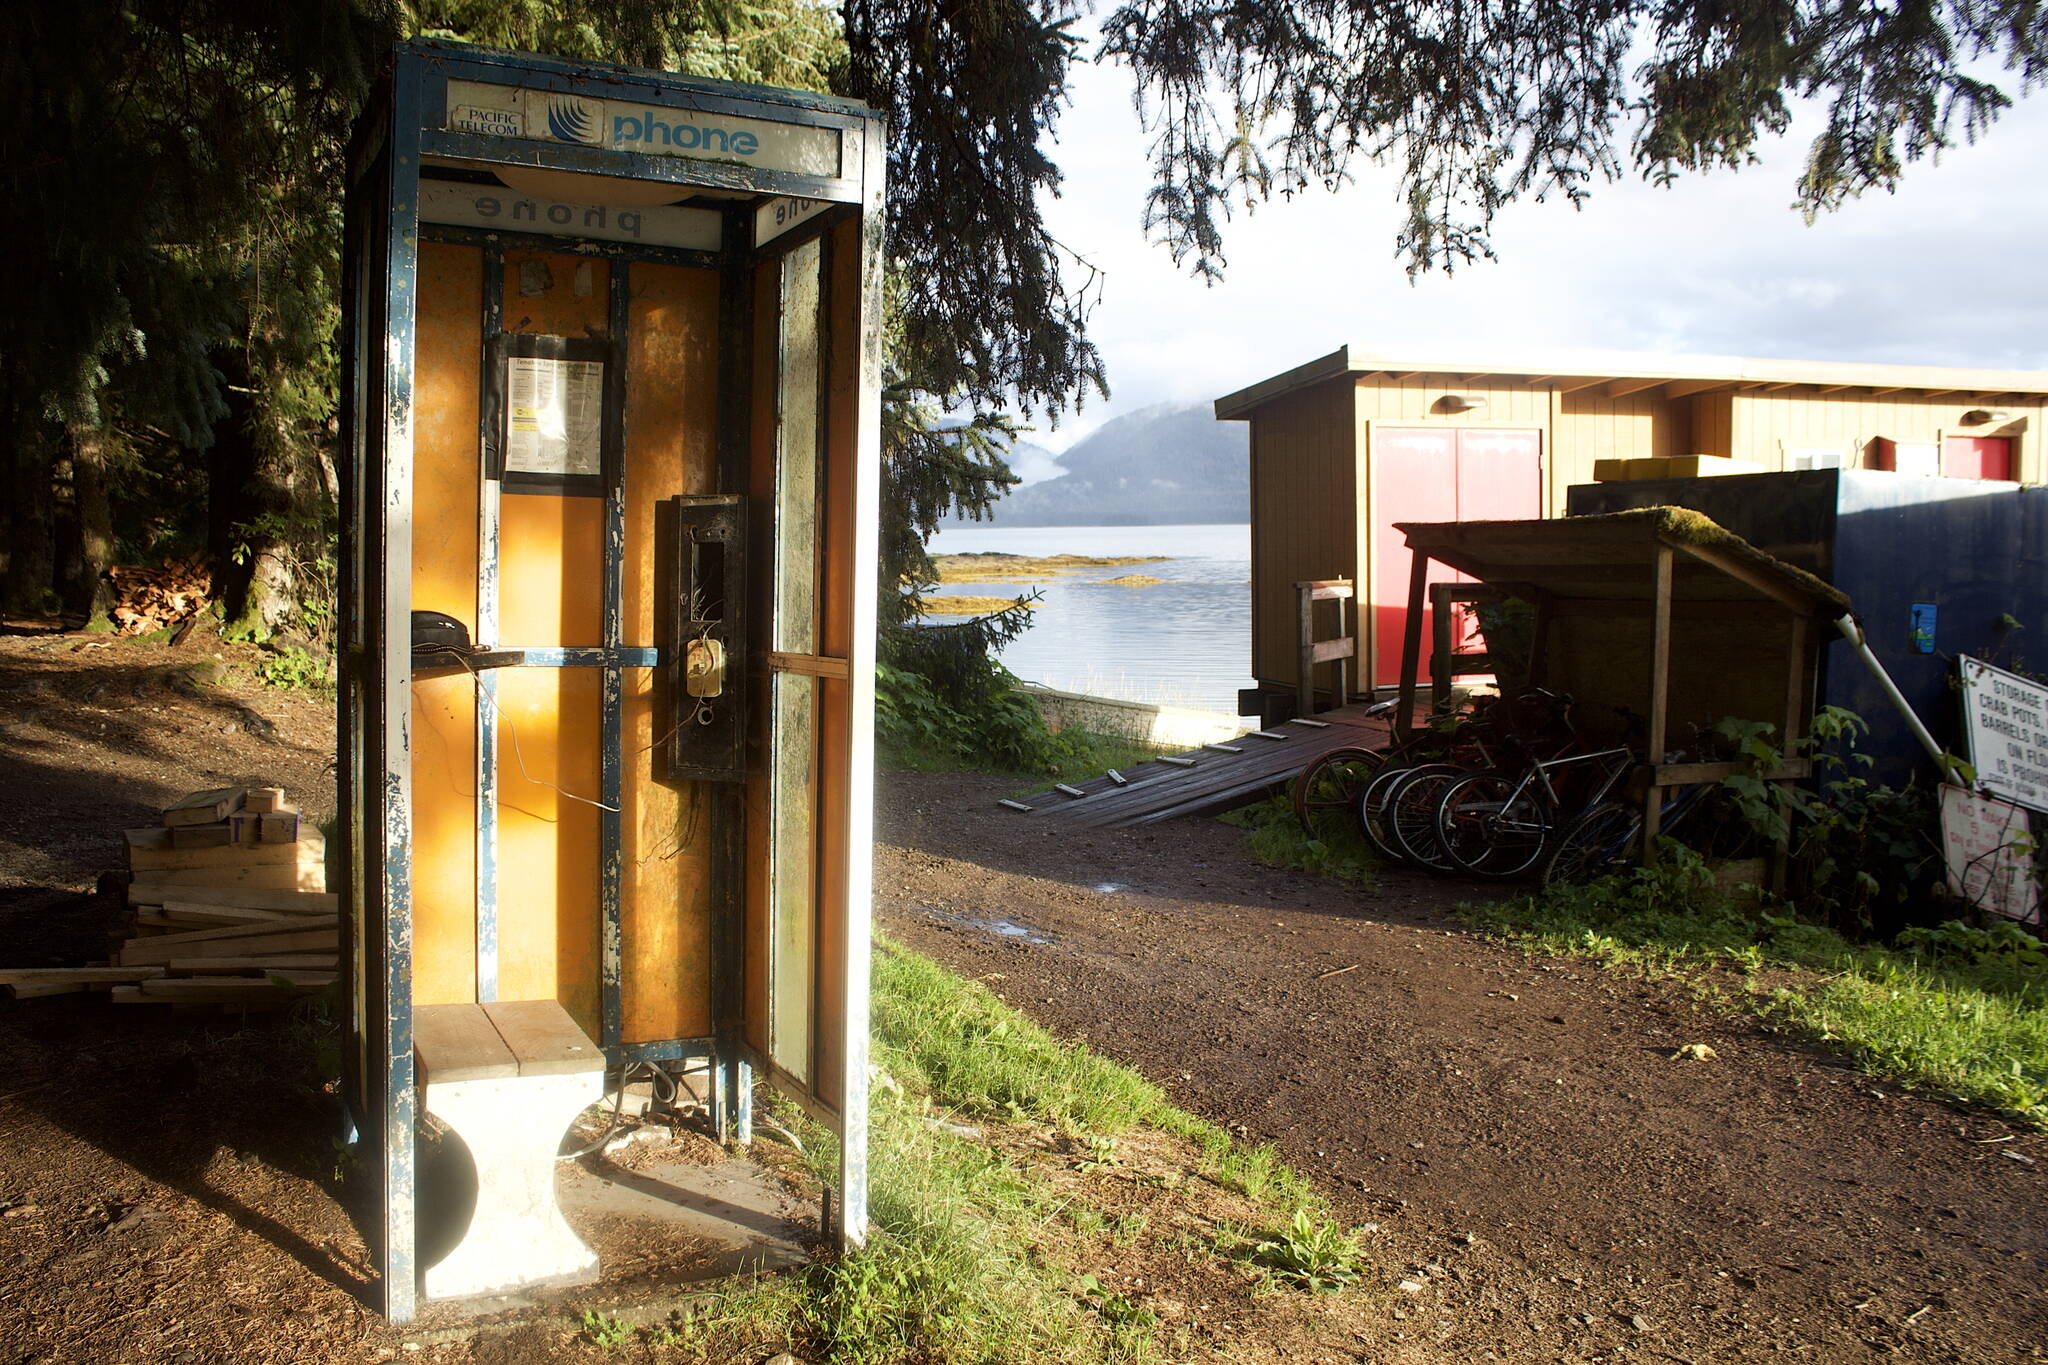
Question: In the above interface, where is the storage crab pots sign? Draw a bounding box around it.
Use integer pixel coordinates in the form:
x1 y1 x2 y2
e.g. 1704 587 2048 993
338 42 884 1322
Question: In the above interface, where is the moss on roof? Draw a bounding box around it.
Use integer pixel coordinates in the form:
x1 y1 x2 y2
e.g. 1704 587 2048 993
1395 506 1853 613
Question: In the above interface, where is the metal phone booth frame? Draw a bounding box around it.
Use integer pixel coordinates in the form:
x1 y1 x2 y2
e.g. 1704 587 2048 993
339 41 884 1321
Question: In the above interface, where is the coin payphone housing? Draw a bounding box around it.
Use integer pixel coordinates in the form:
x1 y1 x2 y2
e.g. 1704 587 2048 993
340 42 883 1321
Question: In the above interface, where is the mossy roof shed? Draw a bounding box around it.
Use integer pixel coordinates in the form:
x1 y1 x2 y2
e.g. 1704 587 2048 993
1214 344 2048 708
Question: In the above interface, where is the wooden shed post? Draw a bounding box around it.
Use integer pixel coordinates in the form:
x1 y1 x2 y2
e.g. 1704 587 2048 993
1295 582 1315 720
1772 611 1811 893
1642 543 1674 857
1395 548 1430 740
1429 584 1455 712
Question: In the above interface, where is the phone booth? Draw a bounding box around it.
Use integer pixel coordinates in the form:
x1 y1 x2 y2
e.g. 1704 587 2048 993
339 41 883 1321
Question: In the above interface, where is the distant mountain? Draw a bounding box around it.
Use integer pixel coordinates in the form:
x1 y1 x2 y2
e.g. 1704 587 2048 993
956 402 1248 526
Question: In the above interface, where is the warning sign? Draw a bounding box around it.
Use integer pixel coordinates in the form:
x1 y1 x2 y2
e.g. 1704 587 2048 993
1958 656 2048 814
1939 785 2042 924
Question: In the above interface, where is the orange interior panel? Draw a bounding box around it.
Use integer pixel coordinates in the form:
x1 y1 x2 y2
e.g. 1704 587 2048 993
498 494 604 646
619 260 721 1044
410 241 482 1006
621 667 714 1041
503 249 611 339
623 263 722 644
494 666 604 1035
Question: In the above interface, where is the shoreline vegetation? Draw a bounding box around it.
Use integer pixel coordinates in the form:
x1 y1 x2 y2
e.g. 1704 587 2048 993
919 594 1042 617
921 553 1176 615
931 552 1171 584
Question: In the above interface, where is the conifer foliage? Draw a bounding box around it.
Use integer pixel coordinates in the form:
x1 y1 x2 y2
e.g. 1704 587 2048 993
2 0 2044 637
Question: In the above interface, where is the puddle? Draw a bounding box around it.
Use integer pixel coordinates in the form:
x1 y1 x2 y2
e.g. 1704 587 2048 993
1092 881 1131 895
916 904 1052 944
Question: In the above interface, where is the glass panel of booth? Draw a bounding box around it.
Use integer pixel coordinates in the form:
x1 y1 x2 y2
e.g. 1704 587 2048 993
765 235 828 1086
774 236 825 653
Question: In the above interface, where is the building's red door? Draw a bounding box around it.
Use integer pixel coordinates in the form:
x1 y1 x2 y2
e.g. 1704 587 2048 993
1943 436 2014 481
1372 428 1543 686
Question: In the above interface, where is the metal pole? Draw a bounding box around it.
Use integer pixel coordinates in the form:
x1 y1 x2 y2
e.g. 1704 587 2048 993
1832 614 1956 777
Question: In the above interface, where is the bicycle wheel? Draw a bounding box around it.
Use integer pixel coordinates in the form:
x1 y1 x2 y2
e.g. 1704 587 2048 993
1436 771 1553 880
1540 801 1644 886
1292 746 1388 834
1391 766 1464 871
1358 763 1421 862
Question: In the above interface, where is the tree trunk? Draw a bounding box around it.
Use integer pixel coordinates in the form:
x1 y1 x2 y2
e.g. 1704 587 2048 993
69 419 117 630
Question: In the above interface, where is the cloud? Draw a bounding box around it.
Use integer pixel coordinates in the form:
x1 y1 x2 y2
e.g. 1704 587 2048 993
1037 54 2048 448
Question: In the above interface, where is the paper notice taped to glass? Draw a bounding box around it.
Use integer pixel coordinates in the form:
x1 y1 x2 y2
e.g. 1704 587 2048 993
507 356 604 477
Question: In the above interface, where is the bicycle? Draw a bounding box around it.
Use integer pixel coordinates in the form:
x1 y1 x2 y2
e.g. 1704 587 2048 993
1538 778 1756 886
1433 745 1637 879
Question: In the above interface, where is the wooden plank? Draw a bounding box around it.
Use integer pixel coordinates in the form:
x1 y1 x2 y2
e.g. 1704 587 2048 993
1296 582 1316 720
1396 547 1429 740
120 923 339 966
414 1004 519 1083
482 999 603 1077
134 979 319 1004
7 983 89 999
0 967 165 984
162 787 247 828
124 828 321 873
1310 638 1355 664
243 787 286 814
1670 539 1813 613
1644 543 1673 854
135 908 284 930
257 812 302 844
167 955 340 974
170 822 237 849
157 902 294 924
125 885 338 913
1653 759 1811 786
122 863 323 891
764 650 851 680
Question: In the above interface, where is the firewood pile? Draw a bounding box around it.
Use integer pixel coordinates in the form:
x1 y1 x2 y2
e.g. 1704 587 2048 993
107 556 210 636
0 786 338 1011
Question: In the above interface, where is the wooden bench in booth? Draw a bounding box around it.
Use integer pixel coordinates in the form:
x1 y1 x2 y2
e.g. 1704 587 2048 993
414 1001 605 1300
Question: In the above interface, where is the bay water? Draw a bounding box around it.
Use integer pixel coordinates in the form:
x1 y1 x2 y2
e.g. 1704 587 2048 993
924 522 1253 715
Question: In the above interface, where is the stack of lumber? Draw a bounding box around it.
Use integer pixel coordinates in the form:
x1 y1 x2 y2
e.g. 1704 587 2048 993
107 555 211 636
0 786 337 1011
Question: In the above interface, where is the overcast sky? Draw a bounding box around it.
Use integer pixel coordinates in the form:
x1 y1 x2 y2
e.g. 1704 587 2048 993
1017 43 2048 466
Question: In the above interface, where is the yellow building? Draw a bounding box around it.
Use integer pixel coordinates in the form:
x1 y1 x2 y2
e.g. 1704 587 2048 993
1215 345 2047 709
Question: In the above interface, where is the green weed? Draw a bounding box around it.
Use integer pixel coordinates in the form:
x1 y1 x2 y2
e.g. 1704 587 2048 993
1244 1208 1368 1293
1220 795 1380 886
255 645 330 690
578 1308 633 1350
1471 855 2048 1126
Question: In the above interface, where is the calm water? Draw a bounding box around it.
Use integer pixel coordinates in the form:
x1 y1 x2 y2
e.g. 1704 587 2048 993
925 523 1252 715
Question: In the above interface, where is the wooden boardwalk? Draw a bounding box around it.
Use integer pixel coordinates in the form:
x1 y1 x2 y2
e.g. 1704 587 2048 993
1004 702 1396 828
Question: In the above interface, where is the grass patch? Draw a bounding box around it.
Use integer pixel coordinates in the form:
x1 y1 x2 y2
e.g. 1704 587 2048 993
885 725 1175 786
1468 850 2048 1126
1219 795 1380 887
626 938 1354 1363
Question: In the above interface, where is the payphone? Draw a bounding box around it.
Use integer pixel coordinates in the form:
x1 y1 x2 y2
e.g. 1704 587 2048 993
341 41 883 1321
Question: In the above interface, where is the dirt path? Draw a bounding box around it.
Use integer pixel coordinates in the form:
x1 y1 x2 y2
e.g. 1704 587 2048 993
878 769 2048 1364
3 633 2041 1363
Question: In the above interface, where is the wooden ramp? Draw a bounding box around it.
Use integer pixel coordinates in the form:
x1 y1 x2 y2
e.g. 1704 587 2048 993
1005 703 1395 828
